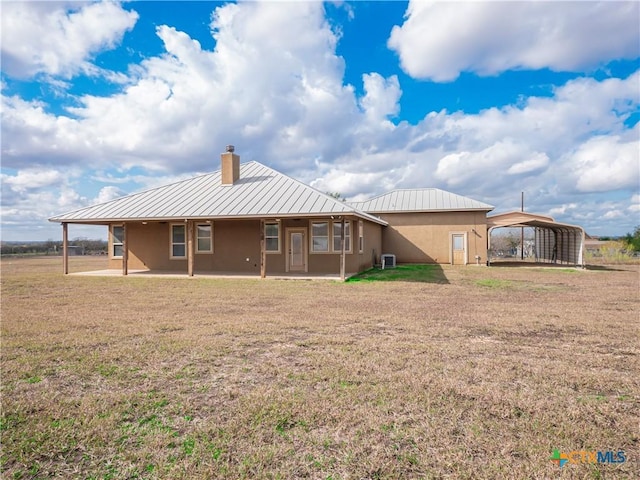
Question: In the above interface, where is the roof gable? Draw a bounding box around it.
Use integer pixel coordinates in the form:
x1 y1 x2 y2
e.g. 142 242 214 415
49 161 386 225
349 188 494 213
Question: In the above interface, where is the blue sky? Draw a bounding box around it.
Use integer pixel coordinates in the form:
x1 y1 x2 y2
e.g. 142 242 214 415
1 0 639 241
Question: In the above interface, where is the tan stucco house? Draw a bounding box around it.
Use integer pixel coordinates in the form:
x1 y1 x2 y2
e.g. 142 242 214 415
350 190 493 266
49 147 495 278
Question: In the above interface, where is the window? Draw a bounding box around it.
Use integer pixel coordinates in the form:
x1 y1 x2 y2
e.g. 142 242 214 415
171 224 186 258
265 222 280 253
332 221 351 252
196 223 213 253
311 222 329 252
111 225 124 258
358 221 364 253
453 235 464 251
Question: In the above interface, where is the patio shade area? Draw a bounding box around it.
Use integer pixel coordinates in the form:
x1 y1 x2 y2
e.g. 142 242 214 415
487 212 585 267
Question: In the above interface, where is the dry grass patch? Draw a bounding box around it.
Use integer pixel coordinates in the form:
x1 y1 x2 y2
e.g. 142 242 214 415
1 257 639 479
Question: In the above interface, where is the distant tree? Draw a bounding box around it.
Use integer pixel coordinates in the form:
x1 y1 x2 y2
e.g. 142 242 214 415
622 226 640 252
326 192 345 201
505 232 520 253
69 238 107 255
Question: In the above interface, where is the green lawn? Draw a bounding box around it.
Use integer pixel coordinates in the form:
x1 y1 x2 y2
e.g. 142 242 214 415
347 264 449 283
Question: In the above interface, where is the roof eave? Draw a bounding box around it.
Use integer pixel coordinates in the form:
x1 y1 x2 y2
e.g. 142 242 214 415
49 211 388 226
366 207 494 214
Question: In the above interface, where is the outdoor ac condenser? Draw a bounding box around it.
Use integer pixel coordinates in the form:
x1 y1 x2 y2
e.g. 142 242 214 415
381 254 396 269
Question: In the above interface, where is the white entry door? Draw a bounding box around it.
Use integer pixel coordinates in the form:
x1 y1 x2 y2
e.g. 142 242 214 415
287 229 307 272
451 233 467 265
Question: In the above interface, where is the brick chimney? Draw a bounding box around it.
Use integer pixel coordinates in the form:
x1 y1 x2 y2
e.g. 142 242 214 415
221 145 240 185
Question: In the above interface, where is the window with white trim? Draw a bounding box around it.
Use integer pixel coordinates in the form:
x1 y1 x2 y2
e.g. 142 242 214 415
358 220 364 253
332 221 351 252
265 222 280 253
170 224 186 259
311 221 329 252
111 225 124 258
196 223 213 253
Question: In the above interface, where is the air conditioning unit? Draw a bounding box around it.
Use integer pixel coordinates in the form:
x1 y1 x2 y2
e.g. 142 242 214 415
381 253 396 269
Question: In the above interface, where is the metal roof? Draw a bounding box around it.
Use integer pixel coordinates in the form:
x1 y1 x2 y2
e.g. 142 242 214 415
487 211 584 232
349 189 494 213
49 161 387 225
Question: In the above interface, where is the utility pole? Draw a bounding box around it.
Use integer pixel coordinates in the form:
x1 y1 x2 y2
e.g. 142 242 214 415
520 192 524 260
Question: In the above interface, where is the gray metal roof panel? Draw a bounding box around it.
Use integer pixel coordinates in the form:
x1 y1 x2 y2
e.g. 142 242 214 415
49 161 387 225
350 188 494 213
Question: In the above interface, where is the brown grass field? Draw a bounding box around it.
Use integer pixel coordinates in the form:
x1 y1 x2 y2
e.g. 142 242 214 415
1 256 638 479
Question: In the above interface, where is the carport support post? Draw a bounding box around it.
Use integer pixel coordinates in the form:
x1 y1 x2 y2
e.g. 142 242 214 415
122 223 128 276
260 220 266 279
62 223 69 275
340 218 346 281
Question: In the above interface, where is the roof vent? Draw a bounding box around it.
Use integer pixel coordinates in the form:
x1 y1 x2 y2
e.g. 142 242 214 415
226 145 235 153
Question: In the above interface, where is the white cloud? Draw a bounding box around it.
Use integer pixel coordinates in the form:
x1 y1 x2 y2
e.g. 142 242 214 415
1 1 138 79
359 73 401 123
1 2 639 239
388 1 640 81
1 169 65 193
0 169 87 239
18 1 360 173
94 186 126 204
434 140 550 187
569 133 640 192
602 210 624 219
507 153 549 175
548 204 578 217
1 94 88 168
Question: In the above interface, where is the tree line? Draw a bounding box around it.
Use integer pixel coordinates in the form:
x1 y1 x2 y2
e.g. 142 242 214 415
0 239 107 256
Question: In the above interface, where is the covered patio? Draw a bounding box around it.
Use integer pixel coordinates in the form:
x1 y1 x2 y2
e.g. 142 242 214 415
67 267 355 281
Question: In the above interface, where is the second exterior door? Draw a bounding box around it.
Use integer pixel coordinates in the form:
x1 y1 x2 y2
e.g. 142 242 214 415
451 233 466 265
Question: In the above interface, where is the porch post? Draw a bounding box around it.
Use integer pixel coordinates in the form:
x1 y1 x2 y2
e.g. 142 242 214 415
487 227 491 266
187 220 194 277
62 223 69 275
340 218 346 281
260 220 266 279
122 223 128 276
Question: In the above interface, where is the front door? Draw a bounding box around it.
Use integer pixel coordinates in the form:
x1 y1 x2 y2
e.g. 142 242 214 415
452 233 466 265
287 228 307 272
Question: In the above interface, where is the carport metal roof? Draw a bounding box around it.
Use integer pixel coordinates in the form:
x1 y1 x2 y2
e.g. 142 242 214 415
487 211 585 266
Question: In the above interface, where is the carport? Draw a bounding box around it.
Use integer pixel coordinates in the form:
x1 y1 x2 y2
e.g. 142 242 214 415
487 211 585 267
